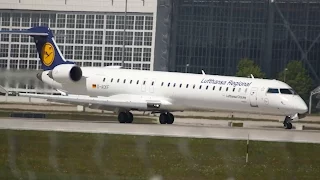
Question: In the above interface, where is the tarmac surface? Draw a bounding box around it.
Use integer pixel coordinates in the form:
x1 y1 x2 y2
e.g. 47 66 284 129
1 117 320 144
1 103 320 121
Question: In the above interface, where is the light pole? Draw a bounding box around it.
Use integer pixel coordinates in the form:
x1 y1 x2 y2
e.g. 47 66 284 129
121 0 128 67
284 68 288 82
185 64 189 73
309 86 320 114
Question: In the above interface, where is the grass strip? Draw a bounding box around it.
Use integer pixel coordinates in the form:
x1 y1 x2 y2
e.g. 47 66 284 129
0 110 156 124
0 130 320 180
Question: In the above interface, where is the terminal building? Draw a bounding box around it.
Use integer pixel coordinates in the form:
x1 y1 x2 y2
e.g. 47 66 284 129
0 0 156 94
0 0 320 98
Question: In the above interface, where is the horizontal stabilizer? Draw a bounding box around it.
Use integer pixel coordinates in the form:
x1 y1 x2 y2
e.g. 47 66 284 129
0 29 48 36
0 85 8 94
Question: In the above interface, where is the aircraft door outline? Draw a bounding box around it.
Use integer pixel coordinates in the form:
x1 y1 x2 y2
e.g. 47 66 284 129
249 87 258 107
141 78 147 92
149 79 155 93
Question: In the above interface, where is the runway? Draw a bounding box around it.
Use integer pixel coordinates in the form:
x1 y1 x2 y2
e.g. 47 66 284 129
1 118 320 144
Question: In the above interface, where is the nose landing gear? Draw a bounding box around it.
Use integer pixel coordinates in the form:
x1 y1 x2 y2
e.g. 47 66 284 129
283 116 293 129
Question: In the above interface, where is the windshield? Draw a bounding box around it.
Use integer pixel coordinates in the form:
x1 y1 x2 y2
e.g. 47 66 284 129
267 88 279 93
280 88 297 95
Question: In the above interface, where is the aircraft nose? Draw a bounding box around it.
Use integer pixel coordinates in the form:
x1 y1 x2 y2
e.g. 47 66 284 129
296 98 308 114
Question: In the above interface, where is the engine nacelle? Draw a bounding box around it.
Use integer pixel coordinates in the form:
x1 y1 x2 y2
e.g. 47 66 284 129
48 64 83 83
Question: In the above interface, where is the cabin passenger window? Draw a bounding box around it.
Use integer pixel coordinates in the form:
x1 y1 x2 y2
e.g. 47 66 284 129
193 85 195 89
143 81 146 85
130 80 132 84
206 86 209 90
199 85 202 89
186 84 189 88
103 78 106 82
151 81 154 86
161 82 164 86
180 84 182 88
173 83 176 87
226 87 228 91
233 88 235 92
219 87 222 91
267 88 279 93
136 80 139 84
117 79 120 83
245 88 247 93
238 88 241 92
111 78 113 82
168 83 170 87
213 86 215 90
123 79 126 83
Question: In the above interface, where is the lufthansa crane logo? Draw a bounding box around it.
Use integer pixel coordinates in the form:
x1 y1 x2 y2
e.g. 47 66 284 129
41 42 55 66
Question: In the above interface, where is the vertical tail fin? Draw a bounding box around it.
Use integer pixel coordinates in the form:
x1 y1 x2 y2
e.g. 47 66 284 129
0 26 74 70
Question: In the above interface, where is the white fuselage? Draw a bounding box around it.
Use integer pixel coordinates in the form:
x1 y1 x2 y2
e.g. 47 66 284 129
40 67 308 116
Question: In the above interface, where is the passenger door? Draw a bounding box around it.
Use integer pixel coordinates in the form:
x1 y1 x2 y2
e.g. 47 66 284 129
149 79 155 93
141 78 147 92
249 87 258 107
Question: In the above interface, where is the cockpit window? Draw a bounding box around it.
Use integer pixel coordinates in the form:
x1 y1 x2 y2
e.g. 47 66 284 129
280 88 296 95
267 88 279 93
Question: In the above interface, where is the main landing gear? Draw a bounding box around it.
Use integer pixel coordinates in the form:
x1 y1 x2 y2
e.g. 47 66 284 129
283 116 293 129
117 111 133 123
159 112 174 124
116 111 175 124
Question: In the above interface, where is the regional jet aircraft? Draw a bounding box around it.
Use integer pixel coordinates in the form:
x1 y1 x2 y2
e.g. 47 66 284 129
0 27 308 129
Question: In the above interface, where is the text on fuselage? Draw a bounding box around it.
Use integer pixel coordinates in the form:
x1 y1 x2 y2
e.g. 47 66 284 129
201 78 252 87
92 84 109 89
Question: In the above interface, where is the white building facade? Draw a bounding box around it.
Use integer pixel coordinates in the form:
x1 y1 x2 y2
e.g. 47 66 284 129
0 0 157 94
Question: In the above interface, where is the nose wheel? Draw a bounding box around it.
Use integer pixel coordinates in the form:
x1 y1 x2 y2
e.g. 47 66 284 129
283 116 293 129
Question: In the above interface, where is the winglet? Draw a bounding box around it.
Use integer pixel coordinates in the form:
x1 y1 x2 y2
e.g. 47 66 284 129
250 74 255 79
0 85 8 94
201 70 206 75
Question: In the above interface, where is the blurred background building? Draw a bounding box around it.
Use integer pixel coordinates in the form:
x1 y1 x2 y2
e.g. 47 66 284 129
0 0 156 94
0 0 320 99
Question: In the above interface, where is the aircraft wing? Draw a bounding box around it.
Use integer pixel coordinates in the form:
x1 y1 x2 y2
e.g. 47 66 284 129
18 93 173 111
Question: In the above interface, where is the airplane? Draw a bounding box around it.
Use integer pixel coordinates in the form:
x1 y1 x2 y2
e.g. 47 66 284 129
0 26 308 129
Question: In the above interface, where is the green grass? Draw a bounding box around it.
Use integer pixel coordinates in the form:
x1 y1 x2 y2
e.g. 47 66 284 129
0 130 319 179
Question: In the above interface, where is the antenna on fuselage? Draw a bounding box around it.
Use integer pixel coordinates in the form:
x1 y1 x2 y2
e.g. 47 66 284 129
250 74 255 79
201 70 206 75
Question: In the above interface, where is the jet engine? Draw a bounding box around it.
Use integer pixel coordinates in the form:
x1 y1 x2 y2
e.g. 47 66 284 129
48 64 83 84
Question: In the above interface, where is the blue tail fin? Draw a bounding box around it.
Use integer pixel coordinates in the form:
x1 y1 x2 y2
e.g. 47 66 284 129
0 26 74 70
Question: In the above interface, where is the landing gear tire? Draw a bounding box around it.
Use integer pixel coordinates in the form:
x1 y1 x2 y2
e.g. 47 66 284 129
159 113 167 124
118 112 127 123
126 112 133 123
284 122 292 129
118 111 133 123
167 113 174 124
283 116 293 129
159 112 174 124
